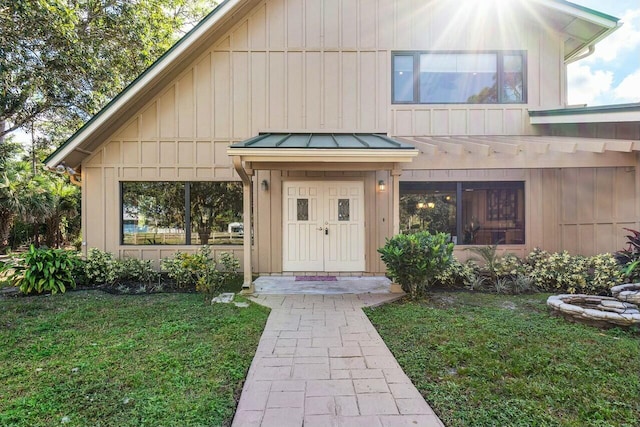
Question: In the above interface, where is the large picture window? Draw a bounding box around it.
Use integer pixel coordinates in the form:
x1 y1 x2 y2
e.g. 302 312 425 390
400 181 525 245
121 181 243 245
393 51 526 104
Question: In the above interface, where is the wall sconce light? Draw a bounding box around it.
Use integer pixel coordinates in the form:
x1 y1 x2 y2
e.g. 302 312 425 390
427 202 435 209
261 179 269 191
417 202 425 209
378 180 386 192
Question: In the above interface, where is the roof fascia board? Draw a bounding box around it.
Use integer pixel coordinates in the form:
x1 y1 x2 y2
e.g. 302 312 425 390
227 148 419 163
536 0 619 27
45 0 241 168
530 111 640 124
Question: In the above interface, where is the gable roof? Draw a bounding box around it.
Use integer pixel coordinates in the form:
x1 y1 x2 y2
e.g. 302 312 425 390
45 0 621 168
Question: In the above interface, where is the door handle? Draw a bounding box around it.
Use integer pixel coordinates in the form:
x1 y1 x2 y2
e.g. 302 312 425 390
325 227 329 235
317 227 324 231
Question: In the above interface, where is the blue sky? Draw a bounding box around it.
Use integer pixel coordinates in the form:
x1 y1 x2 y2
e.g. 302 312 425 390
567 0 640 106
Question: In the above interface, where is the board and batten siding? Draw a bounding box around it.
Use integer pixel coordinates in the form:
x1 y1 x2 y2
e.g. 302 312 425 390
80 0 635 269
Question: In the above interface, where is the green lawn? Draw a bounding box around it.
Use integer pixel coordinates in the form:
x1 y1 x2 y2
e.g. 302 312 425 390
365 292 640 427
0 290 270 427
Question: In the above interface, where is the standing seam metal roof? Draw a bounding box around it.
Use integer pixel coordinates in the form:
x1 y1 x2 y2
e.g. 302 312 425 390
229 133 416 149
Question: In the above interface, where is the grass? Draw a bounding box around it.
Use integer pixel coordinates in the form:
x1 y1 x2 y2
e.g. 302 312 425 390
365 292 640 427
0 290 270 427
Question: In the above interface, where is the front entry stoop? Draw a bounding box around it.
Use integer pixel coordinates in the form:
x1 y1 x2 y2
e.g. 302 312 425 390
232 294 444 427
253 276 398 295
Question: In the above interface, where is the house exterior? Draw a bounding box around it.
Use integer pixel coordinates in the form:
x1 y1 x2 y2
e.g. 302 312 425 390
45 0 640 292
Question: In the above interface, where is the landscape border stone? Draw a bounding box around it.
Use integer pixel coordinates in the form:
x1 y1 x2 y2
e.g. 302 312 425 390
547 294 640 328
610 283 640 305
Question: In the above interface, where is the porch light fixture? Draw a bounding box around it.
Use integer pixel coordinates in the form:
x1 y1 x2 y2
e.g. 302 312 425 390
427 202 435 209
261 179 269 191
378 180 386 192
417 202 425 209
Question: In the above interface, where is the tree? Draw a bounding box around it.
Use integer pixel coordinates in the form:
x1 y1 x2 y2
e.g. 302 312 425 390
43 177 80 248
1 0 217 144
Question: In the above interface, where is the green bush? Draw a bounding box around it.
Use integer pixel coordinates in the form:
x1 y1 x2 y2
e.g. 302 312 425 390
4 245 79 294
378 231 454 299
84 248 117 285
495 253 527 278
586 253 624 294
435 257 478 288
525 249 622 294
114 258 159 285
161 246 240 300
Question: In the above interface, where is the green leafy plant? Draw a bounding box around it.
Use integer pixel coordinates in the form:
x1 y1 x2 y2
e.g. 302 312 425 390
587 253 624 293
4 245 79 294
162 247 240 300
615 228 640 282
84 248 117 285
378 231 454 299
435 257 478 288
114 257 159 285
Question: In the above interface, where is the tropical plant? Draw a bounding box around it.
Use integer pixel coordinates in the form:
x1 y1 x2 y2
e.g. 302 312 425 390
43 177 80 248
615 228 640 282
4 245 79 294
378 231 454 299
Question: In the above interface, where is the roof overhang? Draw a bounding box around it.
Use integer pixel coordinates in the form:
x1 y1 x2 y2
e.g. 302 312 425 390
531 0 621 62
529 103 640 124
227 133 420 164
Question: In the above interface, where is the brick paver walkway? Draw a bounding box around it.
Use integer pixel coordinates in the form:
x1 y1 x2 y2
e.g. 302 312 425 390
232 294 444 427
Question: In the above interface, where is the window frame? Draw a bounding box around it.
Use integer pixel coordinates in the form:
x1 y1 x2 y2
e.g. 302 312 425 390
399 181 526 245
119 180 243 246
391 50 527 105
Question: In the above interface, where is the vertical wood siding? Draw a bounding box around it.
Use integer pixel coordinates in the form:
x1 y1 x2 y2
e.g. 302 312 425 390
81 0 636 269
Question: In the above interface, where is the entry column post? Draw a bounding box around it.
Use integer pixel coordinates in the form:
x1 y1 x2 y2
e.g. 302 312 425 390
242 180 253 293
232 156 254 294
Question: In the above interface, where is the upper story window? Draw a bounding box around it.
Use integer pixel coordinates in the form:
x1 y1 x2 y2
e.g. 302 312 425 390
393 51 526 104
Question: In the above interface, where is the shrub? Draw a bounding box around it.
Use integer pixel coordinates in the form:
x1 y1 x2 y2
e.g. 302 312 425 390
435 257 478 288
114 258 159 285
161 249 209 289
526 249 588 293
378 231 454 299
495 253 527 279
524 249 622 294
586 253 624 294
161 246 240 300
84 248 117 285
4 245 79 294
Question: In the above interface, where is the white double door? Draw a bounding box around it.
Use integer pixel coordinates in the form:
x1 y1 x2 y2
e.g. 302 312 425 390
283 181 365 272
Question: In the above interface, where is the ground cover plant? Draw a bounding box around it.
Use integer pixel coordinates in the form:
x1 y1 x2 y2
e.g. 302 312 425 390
365 292 640 427
0 290 269 427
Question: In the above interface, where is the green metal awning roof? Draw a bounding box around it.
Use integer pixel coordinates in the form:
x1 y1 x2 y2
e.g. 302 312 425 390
227 133 419 165
229 133 416 150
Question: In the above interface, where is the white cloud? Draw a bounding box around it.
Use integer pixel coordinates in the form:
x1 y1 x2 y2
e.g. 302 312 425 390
567 64 613 105
613 69 640 103
586 9 640 63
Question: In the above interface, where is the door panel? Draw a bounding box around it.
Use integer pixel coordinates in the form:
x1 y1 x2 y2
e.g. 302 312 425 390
324 182 365 271
283 181 365 272
283 182 324 271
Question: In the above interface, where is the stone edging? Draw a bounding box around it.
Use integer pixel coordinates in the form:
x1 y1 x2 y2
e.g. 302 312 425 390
547 294 640 327
611 283 640 305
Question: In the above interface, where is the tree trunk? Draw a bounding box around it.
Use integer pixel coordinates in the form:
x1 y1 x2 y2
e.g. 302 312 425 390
0 212 14 248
